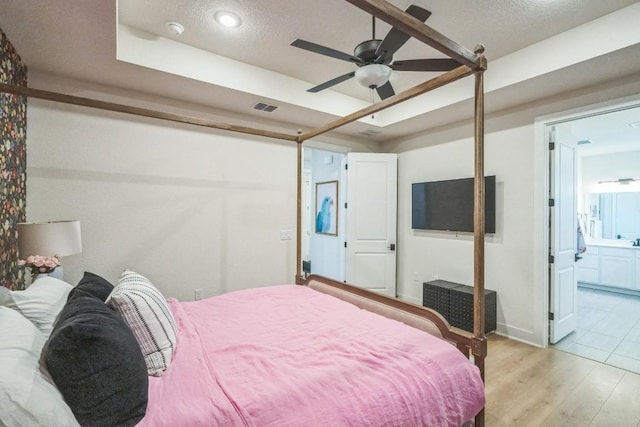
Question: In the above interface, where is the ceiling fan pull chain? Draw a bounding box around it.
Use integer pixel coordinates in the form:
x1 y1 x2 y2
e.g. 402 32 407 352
370 89 375 118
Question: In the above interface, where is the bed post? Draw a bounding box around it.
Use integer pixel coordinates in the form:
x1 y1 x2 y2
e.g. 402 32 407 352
472 44 487 427
295 133 304 285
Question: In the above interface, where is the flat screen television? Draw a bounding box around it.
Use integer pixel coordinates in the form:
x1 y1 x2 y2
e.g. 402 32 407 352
412 176 496 233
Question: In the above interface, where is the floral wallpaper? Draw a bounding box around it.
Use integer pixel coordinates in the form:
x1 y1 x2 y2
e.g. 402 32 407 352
0 27 28 290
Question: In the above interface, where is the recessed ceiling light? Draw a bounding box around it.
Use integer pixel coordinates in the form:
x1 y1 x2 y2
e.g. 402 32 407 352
215 11 241 28
166 21 184 36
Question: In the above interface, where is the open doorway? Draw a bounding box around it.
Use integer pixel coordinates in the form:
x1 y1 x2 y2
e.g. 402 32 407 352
302 147 347 282
548 104 640 374
302 147 399 296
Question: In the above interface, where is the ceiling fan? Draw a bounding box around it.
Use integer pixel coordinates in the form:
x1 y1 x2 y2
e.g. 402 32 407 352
290 4 460 100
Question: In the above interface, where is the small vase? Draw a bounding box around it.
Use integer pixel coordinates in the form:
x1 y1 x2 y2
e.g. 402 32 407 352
33 266 64 282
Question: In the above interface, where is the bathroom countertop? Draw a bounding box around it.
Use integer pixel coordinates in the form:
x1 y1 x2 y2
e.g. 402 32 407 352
586 240 640 249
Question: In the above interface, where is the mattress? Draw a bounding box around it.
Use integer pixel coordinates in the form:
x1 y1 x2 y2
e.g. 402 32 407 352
139 284 484 426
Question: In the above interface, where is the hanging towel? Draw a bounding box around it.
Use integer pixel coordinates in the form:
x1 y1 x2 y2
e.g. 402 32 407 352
576 217 587 257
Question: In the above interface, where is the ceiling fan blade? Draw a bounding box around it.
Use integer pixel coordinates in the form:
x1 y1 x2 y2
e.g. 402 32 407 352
375 5 432 59
308 71 356 93
391 58 460 72
376 81 395 100
291 39 363 64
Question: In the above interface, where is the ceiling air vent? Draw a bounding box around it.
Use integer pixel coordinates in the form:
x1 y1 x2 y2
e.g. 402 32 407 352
251 102 278 113
358 129 382 137
577 139 592 145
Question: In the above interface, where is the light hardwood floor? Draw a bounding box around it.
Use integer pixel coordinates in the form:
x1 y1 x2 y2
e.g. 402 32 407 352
485 334 640 426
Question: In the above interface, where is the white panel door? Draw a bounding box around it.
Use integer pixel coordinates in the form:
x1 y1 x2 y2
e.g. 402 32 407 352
345 153 397 297
549 125 578 344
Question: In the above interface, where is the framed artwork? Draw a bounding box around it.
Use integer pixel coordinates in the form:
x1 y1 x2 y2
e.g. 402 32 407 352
315 180 338 236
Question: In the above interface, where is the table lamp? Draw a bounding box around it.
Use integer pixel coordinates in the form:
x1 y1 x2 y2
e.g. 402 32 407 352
17 220 82 280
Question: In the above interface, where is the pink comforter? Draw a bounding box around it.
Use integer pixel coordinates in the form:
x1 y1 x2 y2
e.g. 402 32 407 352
139 285 484 426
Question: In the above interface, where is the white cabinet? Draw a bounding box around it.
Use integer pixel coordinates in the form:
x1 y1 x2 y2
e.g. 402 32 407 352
600 247 634 289
636 251 640 290
577 247 599 284
578 244 639 291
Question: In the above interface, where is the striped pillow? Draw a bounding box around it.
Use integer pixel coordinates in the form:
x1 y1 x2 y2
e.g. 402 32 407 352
107 270 177 376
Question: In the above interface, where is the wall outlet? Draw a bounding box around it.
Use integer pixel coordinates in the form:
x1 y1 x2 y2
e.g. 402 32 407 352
194 288 203 301
279 230 292 240
413 272 419 282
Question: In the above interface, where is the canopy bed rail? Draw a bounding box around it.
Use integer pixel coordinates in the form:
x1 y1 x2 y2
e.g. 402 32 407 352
2 0 488 424
304 274 479 357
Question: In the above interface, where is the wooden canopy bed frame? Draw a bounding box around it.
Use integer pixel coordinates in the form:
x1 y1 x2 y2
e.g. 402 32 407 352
1 0 488 424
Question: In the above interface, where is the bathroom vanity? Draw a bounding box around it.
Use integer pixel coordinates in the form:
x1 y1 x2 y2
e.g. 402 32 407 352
577 240 640 292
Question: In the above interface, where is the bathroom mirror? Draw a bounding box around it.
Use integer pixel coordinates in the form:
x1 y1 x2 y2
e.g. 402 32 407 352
585 191 640 240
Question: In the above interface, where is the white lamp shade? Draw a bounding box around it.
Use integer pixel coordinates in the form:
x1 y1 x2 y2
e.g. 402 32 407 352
17 220 82 258
354 64 392 89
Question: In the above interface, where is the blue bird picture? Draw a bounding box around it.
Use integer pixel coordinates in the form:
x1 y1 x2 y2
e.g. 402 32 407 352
316 196 334 234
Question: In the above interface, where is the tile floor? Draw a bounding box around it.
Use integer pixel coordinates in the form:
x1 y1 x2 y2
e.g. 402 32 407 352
552 285 640 374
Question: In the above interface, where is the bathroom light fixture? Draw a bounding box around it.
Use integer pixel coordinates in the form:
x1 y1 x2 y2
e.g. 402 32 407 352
354 64 392 89
165 21 184 36
215 11 241 28
598 177 639 185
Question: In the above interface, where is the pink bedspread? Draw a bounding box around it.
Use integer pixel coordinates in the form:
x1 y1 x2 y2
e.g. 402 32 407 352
139 285 484 426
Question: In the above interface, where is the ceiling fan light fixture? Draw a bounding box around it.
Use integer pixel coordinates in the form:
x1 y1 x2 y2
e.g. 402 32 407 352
355 64 391 89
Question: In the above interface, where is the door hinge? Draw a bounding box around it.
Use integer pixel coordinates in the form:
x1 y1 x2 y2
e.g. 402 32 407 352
345 163 348 170
344 202 347 209
549 142 555 151
549 254 554 264
344 242 347 248
549 198 555 207
548 312 554 321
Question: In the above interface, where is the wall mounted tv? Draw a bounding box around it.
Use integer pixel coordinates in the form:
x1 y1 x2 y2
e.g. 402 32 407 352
412 176 496 233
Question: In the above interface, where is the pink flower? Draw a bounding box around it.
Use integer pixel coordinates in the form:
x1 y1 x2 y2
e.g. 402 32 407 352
18 255 61 277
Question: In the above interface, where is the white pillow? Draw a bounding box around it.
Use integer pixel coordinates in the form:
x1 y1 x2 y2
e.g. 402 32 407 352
0 306 79 427
107 270 177 376
0 276 73 338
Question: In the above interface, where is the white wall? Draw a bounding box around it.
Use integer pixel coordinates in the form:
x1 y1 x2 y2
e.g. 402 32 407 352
26 101 298 301
581 151 640 195
395 125 536 343
386 74 640 346
23 74 372 301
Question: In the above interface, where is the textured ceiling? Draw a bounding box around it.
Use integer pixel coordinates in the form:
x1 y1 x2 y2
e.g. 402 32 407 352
117 0 637 100
1 0 639 143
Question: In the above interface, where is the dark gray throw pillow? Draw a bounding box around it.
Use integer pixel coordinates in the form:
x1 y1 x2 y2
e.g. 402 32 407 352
68 271 114 302
44 295 148 427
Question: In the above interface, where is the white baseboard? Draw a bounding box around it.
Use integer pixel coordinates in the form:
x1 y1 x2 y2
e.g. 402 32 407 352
495 323 542 347
397 293 422 305
399 293 544 347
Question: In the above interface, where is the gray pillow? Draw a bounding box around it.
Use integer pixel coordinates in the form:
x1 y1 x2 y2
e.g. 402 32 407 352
68 271 114 302
44 293 148 426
